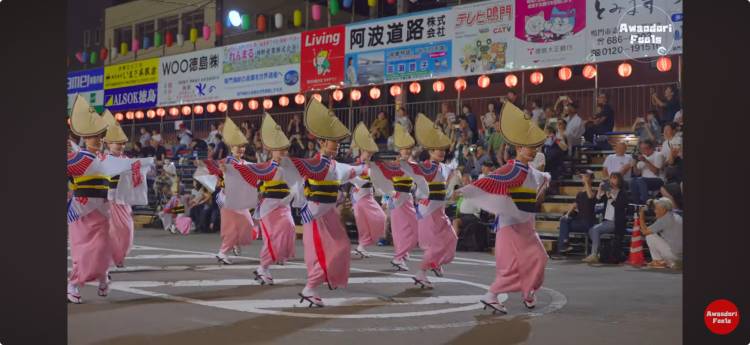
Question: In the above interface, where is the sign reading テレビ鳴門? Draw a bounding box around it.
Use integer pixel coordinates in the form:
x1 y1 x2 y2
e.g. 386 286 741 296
158 47 223 106
513 0 588 69
344 8 455 86
67 68 104 113
104 58 159 89
301 26 346 91
104 83 158 112
586 0 681 63
221 33 301 99
452 0 515 76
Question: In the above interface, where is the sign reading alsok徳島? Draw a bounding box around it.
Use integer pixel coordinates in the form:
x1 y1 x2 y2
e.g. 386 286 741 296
452 0 516 76
221 33 301 99
344 8 455 86
67 68 104 113
513 0 588 69
158 47 223 106
301 26 346 91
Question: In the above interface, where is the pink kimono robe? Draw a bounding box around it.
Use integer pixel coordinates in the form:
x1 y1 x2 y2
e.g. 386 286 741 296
369 161 419 261
216 157 255 255
106 154 152 266
350 163 387 248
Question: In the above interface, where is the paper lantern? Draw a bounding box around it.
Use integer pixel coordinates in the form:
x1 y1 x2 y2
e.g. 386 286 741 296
368 0 377 7
350 89 362 101
656 56 672 72
241 14 251 31
194 105 204 115
125 111 135 120
312 93 323 102
263 99 273 109
432 80 445 93
293 10 303 27
189 28 198 43
343 0 353 8
144 36 152 50
202 24 211 41
154 32 163 47
294 93 305 105
131 38 140 52
89 51 98 64
329 0 340 16
75 51 84 63
275 13 284 29
218 102 228 112
529 71 543 85
146 109 156 119
234 100 245 111
617 62 633 78
82 51 89 63
249 99 260 110
390 84 402 97
369 87 381 100
454 78 467 92
215 21 223 37
156 108 166 117
257 15 267 33
115 113 124 121
279 96 290 107
100 47 108 61
135 110 145 119
558 67 572 81
120 42 128 55
504 74 518 88
409 82 421 94
181 106 192 116
312 4 322 21
111 46 118 58
477 75 490 88
165 31 174 47
176 33 185 47
206 103 217 113
168 107 179 116
333 89 344 101
582 64 597 79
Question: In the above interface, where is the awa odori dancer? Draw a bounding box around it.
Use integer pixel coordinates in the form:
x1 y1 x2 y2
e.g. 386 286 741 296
280 99 365 307
399 114 460 288
368 123 419 271
223 114 298 285
457 102 550 314
159 163 192 235
215 117 255 265
101 110 153 268
67 95 153 304
349 122 387 259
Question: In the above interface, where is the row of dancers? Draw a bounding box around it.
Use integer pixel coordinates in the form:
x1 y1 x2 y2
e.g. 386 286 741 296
67 94 551 314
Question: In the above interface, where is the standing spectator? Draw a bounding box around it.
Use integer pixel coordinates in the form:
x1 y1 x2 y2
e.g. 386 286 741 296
172 123 193 160
602 141 634 182
631 140 666 204
543 123 568 185
461 104 478 143
211 134 229 161
370 111 390 143
632 110 662 144
530 100 545 128
207 122 221 145
191 137 209 160
287 114 305 150
152 129 162 145
130 141 144 158
542 104 556 128
505 90 522 109
303 140 317 158
394 107 413 134
557 171 596 254
651 85 681 125
438 102 457 127
487 120 506 165
640 198 683 269
470 145 492 178
480 102 498 140
143 139 167 163
583 172 628 264
139 127 151 148
562 101 584 154
478 161 494 179
592 93 615 134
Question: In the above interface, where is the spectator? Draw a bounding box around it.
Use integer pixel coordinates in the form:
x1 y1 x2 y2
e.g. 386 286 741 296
542 104 556 128
452 174 482 237
531 149 546 171
152 129 162 145
207 143 216 161
557 171 596 254
593 93 615 134
438 102 457 128
211 134 229 161
631 140 665 204
640 198 683 269
153 168 174 205
188 182 213 233
435 111 453 139
304 140 318 158
480 102 498 140
207 122 221 146
486 120 506 165
553 95 572 118
461 104 478 142
543 124 568 184
143 139 167 163
478 161 494 179
506 90 522 109
660 181 683 215
583 172 628 264
462 146 478 176
255 141 269 162
562 101 584 153
530 100 545 128
651 85 681 125
632 110 662 144
370 111 390 143
191 137 209 160
470 145 492 178
394 107 413 134
130 141 144 158
172 123 193 160
139 128 151 148
602 141 634 182
660 122 682 161
287 114 305 150
672 110 684 129
457 116 474 144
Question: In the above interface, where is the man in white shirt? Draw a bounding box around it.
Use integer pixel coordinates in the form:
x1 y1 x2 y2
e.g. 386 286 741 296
172 123 193 160
562 102 585 154
530 100 545 127
631 140 665 204
660 122 682 162
439 102 456 125
394 107 413 134
602 142 634 181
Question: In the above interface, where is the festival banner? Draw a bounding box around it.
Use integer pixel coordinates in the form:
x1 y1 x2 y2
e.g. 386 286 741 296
104 83 158 112
301 26 346 91
67 68 104 113
585 0 682 63
513 0 588 69
104 58 159 89
157 47 223 106
344 8 455 86
452 0 516 76
221 33 301 98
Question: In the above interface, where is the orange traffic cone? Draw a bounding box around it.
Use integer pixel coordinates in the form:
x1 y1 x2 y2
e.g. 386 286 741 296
626 217 646 267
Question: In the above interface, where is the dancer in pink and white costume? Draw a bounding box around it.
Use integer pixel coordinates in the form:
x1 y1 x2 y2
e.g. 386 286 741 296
350 122 387 259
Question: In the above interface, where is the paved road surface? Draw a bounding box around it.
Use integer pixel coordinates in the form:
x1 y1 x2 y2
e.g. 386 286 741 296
68 228 682 345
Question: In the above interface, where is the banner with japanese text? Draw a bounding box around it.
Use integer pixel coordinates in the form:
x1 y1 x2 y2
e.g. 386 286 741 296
157 47 223 106
301 26 346 91
452 0 516 76
344 8 455 86
103 58 159 90
67 68 104 113
513 0 588 69
221 33 301 98
586 0 682 63
104 83 158 112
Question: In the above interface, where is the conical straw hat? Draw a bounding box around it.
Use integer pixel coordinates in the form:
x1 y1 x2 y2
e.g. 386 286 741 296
70 94 107 137
102 109 128 144
222 116 249 147
261 113 291 150
352 122 379 153
393 123 415 149
415 113 451 149
304 98 350 141
499 101 546 147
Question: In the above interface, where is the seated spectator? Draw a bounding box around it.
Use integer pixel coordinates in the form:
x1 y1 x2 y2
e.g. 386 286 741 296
370 111 390 143
207 122 221 146
542 104 556 128
211 134 229 160
172 123 193 160
461 104 478 143
152 129 162 145
632 110 662 144
486 120 506 165
631 140 666 204
303 140 318 159
651 85 681 125
130 141 144 158
457 116 474 144
143 139 167 163
139 127 151 148
583 172 628 264
562 101 585 154
543 123 568 182
191 137 209 159
602 141 634 184
480 102 498 140
530 100 545 128
394 107 413 135
153 169 174 205
660 122 683 183
470 145 492 178
557 171 596 254
478 160 494 179
188 181 214 233
640 198 683 269
452 174 481 237
287 114 306 152
438 101 457 126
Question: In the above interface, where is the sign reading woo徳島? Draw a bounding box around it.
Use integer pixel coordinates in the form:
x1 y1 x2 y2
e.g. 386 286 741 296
513 0 588 69
67 68 104 113
221 33 301 99
301 26 346 91
158 47 223 106
452 0 516 76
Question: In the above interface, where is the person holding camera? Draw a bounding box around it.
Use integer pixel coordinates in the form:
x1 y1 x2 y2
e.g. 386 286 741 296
583 172 629 264
630 140 666 204
602 141 634 183
556 171 596 254
639 198 683 269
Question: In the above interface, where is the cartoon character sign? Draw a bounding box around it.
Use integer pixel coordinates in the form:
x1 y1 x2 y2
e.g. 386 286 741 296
313 50 331 76
458 34 508 73
516 0 585 43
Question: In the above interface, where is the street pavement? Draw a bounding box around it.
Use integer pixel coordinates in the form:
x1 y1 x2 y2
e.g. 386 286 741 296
68 228 682 345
